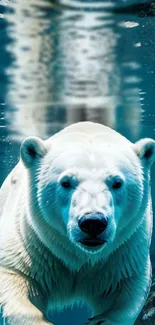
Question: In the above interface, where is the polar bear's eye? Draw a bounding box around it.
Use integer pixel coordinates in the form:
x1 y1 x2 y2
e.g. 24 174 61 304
61 180 71 189
112 180 123 190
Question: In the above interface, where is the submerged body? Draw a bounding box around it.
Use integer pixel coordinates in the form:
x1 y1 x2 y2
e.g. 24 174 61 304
0 121 155 325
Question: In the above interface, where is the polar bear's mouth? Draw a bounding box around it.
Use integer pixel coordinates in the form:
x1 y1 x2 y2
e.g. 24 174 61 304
78 238 106 247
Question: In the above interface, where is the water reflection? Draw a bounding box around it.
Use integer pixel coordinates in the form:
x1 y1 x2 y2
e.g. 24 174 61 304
4 0 142 142
113 2 155 17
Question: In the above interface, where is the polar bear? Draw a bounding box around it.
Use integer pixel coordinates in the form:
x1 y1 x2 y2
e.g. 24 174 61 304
0 121 155 325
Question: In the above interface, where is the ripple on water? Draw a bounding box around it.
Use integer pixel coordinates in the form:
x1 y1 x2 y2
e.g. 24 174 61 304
0 0 153 146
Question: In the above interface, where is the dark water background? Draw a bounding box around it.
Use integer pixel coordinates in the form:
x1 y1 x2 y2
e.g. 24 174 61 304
1 0 155 324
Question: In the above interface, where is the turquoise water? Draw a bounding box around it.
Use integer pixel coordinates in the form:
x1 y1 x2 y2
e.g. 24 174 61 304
0 0 155 324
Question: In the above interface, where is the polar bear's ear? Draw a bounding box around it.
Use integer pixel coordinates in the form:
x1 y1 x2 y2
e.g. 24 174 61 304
134 138 155 167
20 136 47 168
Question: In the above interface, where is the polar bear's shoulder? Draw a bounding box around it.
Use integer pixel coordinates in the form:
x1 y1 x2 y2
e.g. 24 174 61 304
0 161 25 218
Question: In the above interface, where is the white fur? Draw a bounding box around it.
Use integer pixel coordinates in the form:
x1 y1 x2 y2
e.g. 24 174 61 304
0 121 155 325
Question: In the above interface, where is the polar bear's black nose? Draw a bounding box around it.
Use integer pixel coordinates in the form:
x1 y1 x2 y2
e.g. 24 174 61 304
78 213 107 237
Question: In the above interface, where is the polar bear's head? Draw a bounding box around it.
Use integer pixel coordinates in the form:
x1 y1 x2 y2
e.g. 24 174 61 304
20 123 155 258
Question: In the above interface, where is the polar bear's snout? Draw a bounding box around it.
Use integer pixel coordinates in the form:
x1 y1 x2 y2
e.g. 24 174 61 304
78 213 107 237
68 180 117 251
78 213 108 247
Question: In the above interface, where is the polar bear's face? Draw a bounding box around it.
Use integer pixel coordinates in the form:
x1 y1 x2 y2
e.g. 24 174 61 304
56 163 126 251
21 132 155 255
